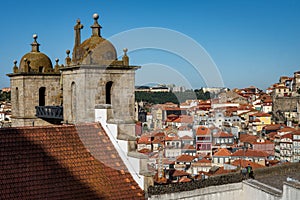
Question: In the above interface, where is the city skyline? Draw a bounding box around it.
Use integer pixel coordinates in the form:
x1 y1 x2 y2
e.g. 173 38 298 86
1 0 300 90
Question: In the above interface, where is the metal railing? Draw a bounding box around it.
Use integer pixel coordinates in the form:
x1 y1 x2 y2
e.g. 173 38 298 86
35 106 63 120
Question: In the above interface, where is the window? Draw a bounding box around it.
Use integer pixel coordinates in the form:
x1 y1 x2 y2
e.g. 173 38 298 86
106 81 113 104
39 87 46 106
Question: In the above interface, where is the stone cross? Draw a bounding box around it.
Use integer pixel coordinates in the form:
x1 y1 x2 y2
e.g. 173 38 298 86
74 19 83 47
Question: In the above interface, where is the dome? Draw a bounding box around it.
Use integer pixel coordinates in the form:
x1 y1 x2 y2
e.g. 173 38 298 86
77 36 117 65
19 52 53 73
71 13 117 65
19 34 53 73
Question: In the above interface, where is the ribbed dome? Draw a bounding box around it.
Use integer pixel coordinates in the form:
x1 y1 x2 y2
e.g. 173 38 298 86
19 52 53 73
78 36 117 65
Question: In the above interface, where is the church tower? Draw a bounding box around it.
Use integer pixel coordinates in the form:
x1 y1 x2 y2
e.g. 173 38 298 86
61 14 140 139
7 35 61 127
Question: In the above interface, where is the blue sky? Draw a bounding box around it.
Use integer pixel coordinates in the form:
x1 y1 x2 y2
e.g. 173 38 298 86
1 0 300 90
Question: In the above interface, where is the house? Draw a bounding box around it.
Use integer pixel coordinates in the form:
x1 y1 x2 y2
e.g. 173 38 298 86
164 134 182 158
170 170 191 183
231 149 269 165
212 148 232 166
191 158 212 175
292 130 300 162
195 126 212 156
175 154 197 173
212 131 234 148
274 133 293 161
249 112 272 134
137 135 152 151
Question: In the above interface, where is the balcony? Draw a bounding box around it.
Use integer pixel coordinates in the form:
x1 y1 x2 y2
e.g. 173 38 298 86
35 106 63 120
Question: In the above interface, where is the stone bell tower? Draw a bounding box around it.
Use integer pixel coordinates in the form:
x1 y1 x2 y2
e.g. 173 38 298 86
7 34 62 127
61 14 140 139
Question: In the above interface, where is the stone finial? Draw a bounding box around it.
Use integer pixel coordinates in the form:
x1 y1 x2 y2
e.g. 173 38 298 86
31 34 40 52
65 49 71 66
91 13 102 37
13 60 18 73
122 48 129 66
54 58 60 72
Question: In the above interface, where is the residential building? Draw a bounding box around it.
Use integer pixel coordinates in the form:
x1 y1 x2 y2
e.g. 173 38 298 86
195 126 212 156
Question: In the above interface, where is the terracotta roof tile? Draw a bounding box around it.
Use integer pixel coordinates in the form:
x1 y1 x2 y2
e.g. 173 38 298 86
179 177 192 183
196 126 211 136
172 170 190 177
231 159 265 169
182 144 196 150
180 135 193 140
0 123 144 199
214 148 231 156
176 154 197 162
231 149 269 157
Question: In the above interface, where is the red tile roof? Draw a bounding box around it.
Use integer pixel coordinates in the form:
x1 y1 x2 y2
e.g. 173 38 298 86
137 135 151 144
176 154 197 162
172 115 193 124
172 170 190 177
180 135 193 140
179 177 192 183
196 126 211 136
213 131 234 138
0 123 144 199
231 149 269 157
214 148 231 156
231 159 265 169
182 144 196 150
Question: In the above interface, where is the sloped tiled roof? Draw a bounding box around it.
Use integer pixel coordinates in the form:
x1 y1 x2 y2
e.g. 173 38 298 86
0 123 144 199
213 131 234 138
196 126 211 136
138 135 151 144
231 159 265 169
231 149 269 158
182 144 196 150
180 135 193 140
176 154 197 162
179 177 192 183
172 170 190 177
213 148 231 156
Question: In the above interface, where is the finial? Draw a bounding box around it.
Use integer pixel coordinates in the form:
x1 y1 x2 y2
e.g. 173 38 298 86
122 48 129 66
65 49 71 66
33 34 38 40
66 49 70 56
93 13 99 20
123 48 128 55
54 58 60 72
91 13 102 37
13 60 18 73
31 33 40 52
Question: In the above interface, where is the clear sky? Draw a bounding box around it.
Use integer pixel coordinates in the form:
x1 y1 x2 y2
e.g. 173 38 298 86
1 0 300 90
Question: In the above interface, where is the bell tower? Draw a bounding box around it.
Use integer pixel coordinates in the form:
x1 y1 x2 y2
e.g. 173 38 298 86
61 13 140 139
7 34 62 127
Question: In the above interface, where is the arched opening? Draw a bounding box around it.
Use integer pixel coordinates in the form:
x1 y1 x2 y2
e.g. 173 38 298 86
71 82 76 121
106 81 113 104
39 87 46 106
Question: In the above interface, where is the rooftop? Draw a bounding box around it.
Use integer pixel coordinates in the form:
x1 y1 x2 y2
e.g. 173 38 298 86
0 123 144 199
